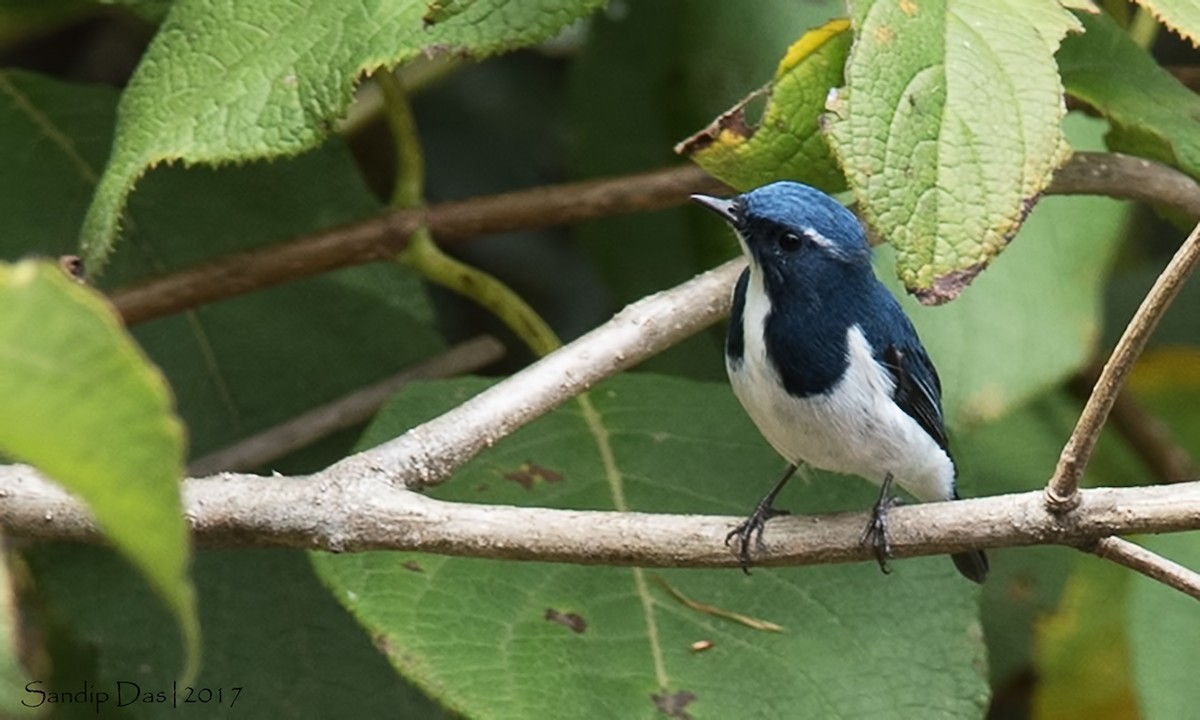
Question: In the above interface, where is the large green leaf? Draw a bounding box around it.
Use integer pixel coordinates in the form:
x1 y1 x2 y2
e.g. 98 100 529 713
0 261 197 676
1127 532 1200 719
80 0 606 272
314 375 989 719
1059 9 1200 181
878 115 1127 427
825 0 1079 303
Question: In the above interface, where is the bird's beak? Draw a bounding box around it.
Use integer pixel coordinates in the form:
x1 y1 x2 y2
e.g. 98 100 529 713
690 194 738 226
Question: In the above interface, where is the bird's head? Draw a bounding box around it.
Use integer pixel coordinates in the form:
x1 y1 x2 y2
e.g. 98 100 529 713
692 182 871 287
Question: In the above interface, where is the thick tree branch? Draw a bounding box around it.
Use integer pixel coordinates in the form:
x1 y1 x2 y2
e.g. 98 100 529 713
109 152 1200 326
1048 217 1200 508
12 237 1200 597
0 465 1197 575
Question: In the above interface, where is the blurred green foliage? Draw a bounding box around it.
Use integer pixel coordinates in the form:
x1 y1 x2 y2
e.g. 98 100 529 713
1 1 1198 718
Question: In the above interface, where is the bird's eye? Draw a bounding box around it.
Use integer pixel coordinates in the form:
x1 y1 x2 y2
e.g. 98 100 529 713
779 232 804 252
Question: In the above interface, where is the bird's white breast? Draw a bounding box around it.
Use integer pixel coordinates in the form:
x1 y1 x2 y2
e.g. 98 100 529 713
727 271 955 503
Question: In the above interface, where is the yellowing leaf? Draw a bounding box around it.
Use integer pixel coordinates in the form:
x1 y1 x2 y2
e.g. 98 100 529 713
826 0 1080 303
677 19 851 192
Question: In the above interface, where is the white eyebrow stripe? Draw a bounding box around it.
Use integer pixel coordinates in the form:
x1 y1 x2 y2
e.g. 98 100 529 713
803 226 847 257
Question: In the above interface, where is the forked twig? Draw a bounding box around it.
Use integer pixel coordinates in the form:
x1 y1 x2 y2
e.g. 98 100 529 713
1048 219 1200 509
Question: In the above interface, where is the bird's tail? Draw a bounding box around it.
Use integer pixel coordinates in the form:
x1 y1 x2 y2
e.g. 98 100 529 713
951 550 989 584
948 486 989 583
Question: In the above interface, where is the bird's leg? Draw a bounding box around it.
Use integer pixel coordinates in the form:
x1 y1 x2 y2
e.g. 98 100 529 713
862 472 901 574
726 464 798 574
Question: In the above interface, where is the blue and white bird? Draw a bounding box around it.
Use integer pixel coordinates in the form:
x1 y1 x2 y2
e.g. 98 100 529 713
692 181 988 583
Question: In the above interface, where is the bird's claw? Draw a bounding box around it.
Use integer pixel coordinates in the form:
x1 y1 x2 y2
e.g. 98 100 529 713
726 504 790 574
861 473 901 574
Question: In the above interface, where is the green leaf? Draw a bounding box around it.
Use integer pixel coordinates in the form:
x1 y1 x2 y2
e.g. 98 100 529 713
1127 533 1200 719
678 18 851 193
0 71 443 464
1059 9 1200 181
825 0 1079 303
421 0 476 27
1133 0 1200 47
882 115 1128 427
314 375 989 719
80 0 605 273
26 544 451 718
0 70 117 257
0 261 197 678
112 161 443 463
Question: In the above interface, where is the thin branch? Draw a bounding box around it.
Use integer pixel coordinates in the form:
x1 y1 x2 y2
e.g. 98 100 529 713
110 165 728 325
1046 151 1200 218
186 335 505 475
0 465 1198 573
1084 536 1200 602
1069 362 1198 483
331 259 744 490
109 152 1200 326
1048 218 1200 508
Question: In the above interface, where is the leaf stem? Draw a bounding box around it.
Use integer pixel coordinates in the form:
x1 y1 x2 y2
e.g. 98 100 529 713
375 69 561 357
1127 7 1160 50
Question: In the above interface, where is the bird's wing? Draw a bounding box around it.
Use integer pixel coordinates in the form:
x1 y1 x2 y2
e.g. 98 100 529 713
881 342 949 451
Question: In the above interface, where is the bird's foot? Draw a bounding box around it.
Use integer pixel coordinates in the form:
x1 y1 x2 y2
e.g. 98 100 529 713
726 499 791 575
861 473 902 575
726 464 799 574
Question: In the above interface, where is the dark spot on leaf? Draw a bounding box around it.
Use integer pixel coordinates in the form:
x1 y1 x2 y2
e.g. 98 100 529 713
374 633 395 655
58 255 85 283
1018 193 1042 225
544 608 587 634
504 461 564 490
674 86 768 156
915 262 986 305
474 482 490 493
402 560 424 573
421 43 471 61
651 690 696 720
